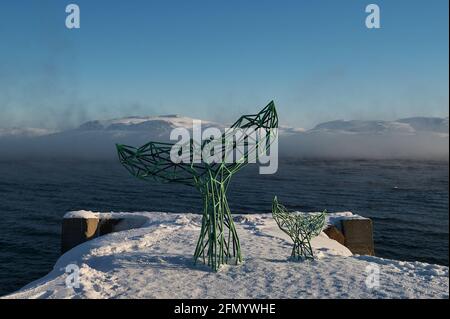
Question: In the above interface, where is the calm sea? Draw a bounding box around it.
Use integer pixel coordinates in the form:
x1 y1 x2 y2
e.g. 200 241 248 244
0 159 448 296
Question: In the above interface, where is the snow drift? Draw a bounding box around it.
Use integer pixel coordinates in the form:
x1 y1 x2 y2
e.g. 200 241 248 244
3 212 448 299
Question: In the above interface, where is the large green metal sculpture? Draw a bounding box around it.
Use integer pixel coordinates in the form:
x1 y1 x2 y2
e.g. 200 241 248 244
272 197 326 260
116 101 278 271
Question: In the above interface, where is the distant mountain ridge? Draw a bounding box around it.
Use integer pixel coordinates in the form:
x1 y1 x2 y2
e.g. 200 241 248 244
0 127 54 138
0 115 448 160
397 117 449 133
77 114 220 131
310 117 449 135
1 115 448 137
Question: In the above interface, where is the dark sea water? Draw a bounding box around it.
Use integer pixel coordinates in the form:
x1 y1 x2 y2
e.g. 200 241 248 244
0 159 448 296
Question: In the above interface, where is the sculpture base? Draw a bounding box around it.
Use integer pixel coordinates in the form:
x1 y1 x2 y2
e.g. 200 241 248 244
193 180 242 271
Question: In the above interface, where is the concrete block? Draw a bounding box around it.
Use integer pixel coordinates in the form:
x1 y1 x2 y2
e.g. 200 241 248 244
61 218 99 254
323 225 345 245
341 219 375 256
61 213 147 254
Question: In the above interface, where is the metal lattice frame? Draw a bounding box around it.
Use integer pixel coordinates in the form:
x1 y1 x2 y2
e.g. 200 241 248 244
272 196 326 260
116 101 278 271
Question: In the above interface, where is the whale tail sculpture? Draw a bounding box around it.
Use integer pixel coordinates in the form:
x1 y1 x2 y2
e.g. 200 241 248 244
116 101 278 271
272 196 326 260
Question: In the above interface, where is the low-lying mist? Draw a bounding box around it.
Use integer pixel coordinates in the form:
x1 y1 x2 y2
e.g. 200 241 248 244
0 131 448 162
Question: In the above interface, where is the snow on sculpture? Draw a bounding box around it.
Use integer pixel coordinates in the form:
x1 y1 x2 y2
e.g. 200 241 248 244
272 196 326 260
116 101 278 271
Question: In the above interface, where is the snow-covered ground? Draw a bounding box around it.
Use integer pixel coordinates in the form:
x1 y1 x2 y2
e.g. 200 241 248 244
4 212 448 299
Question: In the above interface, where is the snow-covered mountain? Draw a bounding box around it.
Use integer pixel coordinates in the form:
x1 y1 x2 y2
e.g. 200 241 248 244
3 115 447 138
309 117 449 135
64 115 224 145
77 114 222 132
0 127 54 138
68 115 450 138
397 117 449 134
279 117 448 159
0 115 447 160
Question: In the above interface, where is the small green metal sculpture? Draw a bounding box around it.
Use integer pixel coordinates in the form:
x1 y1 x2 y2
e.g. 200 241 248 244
272 197 326 260
116 101 278 271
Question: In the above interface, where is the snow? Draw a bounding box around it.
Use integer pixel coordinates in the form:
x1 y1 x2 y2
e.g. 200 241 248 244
2 116 447 142
51 115 450 136
64 210 100 219
2 115 447 160
311 120 416 135
3 212 449 299
309 118 449 136
79 115 221 131
0 127 55 138
397 117 449 134
325 212 367 231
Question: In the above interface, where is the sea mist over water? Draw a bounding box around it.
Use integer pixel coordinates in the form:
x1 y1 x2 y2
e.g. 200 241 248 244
0 132 448 161
0 112 449 161
280 133 449 160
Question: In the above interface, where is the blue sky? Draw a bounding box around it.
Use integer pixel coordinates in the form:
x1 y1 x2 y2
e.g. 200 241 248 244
0 0 448 129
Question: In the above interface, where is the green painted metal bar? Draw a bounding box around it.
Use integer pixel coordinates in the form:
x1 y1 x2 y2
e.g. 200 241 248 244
272 196 326 260
116 101 278 271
